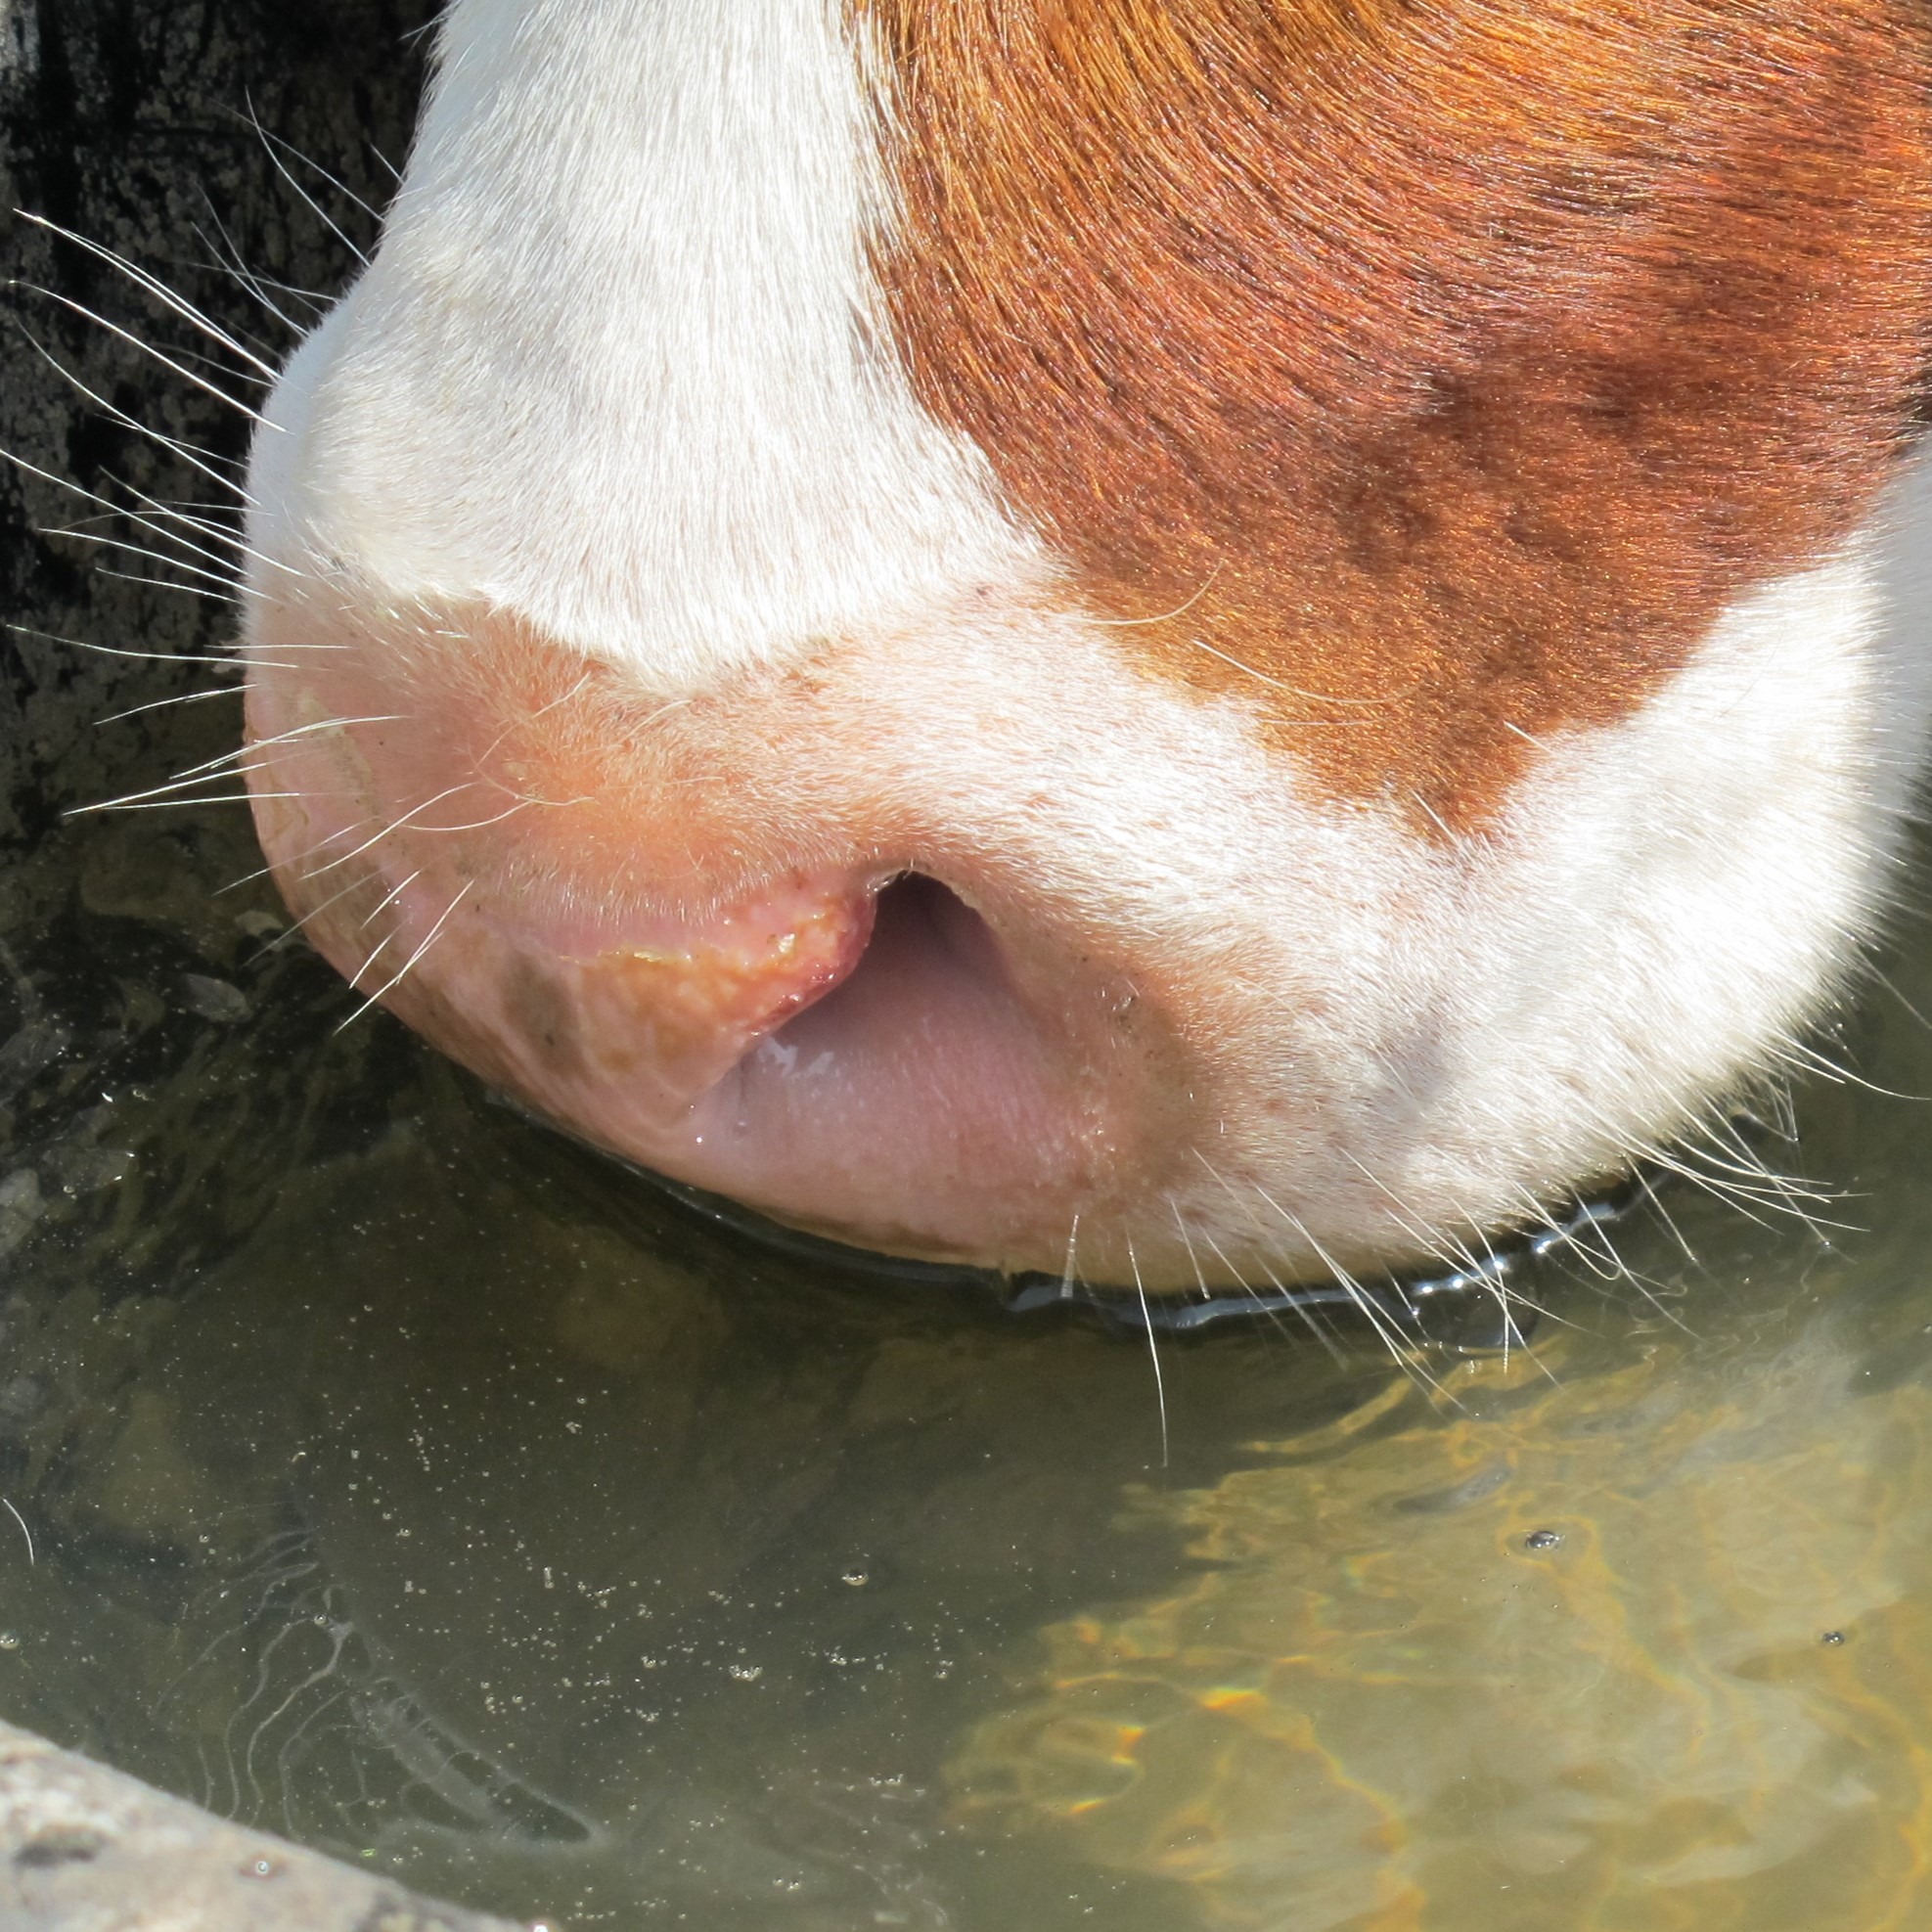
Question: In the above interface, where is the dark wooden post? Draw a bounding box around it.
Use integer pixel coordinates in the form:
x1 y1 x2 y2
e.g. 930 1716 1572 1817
0 0 433 840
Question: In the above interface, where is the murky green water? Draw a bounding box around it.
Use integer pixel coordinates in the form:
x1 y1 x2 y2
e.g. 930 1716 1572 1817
6 797 1932 1930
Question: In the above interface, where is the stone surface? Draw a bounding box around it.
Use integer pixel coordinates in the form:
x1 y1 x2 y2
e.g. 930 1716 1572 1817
0 0 433 838
0 1719 524 1931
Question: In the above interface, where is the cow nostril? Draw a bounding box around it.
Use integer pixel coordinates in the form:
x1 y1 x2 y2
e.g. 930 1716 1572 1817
873 871 968 923
867 872 1003 978
756 871 1012 1072
679 857 1105 1263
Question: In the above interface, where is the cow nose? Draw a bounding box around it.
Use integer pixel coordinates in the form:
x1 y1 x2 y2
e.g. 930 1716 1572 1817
352 860 880 1127
240 605 1154 1275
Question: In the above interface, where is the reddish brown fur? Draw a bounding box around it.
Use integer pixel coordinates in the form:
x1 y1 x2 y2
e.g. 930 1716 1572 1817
865 0 1932 829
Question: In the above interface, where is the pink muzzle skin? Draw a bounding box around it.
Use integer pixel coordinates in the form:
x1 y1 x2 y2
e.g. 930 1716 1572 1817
240 610 1165 1276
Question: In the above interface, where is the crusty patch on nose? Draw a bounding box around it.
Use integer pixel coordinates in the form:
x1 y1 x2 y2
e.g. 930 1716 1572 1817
865 0 1932 831
504 955 583 1074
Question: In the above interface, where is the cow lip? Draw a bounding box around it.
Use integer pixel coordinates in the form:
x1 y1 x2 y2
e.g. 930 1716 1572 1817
254 772 1136 1266
467 871 1121 1269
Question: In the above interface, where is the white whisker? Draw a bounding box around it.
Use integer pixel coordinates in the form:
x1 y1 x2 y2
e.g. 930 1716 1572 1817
216 809 382 894
1244 1178 1459 1406
1630 1172 1700 1268
1124 1238 1170 1471
245 97 371 270
1170 1198 1213 1302
93 563 236 602
1871 967 1932 1034
35 523 241 593
1768 1034 1929 1103
335 880 474 1032
67 711 401 814
13 285 273 425
97 686 240 725
249 869 398 958
359 869 423 928
1196 1222 1338 1357
2 1498 34 1567
1058 1212 1081 1298
1188 631 1418 708
59 491 255 579
253 118 384 227
397 797 537 835
145 500 262 552
14 326 255 504
1191 1148 1383 1362
194 199 321 333
344 924 399 992
17 208 282 377
1512 1187 1694 1338
6 621 244 673
1086 562 1223 629
83 792 291 811
122 489 292 574
1245 1249 1348 1359
298 782 480 880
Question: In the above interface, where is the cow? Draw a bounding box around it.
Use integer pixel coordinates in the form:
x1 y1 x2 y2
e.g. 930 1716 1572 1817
238 0 1932 1291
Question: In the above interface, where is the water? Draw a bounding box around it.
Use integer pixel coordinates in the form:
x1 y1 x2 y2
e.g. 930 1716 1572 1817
5 788 1932 1930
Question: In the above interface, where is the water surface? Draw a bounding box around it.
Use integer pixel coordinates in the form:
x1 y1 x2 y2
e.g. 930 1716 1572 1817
5 799 1932 1931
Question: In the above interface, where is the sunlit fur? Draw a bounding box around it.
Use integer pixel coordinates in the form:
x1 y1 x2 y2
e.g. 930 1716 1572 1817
871 0 1932 830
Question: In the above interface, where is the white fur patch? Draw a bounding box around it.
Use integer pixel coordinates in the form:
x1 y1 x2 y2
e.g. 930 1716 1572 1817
254 0 1039 690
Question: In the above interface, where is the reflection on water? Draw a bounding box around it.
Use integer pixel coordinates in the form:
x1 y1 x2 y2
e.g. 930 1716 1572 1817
5 799 1932 1929
954 1317 1932 1930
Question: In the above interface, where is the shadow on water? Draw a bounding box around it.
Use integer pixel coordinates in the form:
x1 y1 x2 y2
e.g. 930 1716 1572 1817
8 775 1932 1932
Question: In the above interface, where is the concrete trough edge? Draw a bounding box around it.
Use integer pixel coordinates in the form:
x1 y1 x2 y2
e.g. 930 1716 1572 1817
0 1719 524 1932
